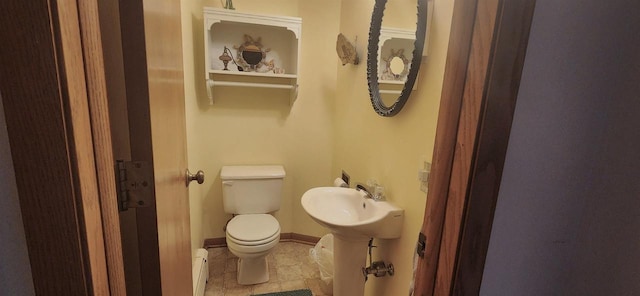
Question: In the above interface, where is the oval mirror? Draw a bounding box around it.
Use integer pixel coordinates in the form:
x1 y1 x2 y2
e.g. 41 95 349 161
367 0 428 117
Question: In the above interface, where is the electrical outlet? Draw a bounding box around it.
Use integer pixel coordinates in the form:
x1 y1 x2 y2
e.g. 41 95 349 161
341 170 350 186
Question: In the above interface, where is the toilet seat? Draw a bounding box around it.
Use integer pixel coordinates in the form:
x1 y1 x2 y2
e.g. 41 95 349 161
226 214 280 246
227 231 279 246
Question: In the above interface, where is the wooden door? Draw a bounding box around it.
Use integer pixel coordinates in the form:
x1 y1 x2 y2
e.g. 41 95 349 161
413 0 537 295
141 0 193 294
4 0 189 294
104 0 193 294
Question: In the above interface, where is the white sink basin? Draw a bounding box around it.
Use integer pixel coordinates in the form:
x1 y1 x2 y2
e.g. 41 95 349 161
301 187 404 239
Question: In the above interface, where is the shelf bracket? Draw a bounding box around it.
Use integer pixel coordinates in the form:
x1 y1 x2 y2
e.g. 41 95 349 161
206 79 214 104
290 84 299 106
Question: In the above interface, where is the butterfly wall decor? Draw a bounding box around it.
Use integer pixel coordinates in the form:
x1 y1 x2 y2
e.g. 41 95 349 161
336 33 359 66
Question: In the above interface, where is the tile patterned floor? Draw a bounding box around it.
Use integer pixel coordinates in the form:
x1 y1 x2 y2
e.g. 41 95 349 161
205 242 332 296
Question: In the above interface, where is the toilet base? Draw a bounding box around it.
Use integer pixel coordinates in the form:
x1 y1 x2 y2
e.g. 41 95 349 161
237 257 270 285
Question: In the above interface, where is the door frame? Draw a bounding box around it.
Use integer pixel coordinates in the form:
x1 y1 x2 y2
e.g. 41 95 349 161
413 0 537 295
0 0 535 294
0 0 125 294
0 1 100 294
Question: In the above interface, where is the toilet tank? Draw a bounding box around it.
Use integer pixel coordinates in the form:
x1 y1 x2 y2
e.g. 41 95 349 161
220 165 286 214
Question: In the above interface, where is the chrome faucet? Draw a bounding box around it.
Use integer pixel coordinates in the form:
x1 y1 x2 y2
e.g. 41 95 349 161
355 181 385 201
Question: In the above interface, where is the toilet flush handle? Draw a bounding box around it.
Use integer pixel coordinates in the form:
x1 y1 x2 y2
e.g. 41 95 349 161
186 169 205 187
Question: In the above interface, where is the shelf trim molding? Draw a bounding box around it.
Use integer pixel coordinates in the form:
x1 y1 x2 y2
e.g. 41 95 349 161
204 7 302 39
208 69 297 79
212 81 294 89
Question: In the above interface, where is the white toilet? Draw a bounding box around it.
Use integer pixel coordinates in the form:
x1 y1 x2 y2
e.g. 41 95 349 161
220 165 285 285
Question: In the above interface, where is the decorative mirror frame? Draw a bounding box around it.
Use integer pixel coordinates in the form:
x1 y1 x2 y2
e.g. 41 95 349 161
367 0 428 117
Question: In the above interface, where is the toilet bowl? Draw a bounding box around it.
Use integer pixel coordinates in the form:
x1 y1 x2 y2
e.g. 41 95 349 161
225 213 280 284
220 165 285 285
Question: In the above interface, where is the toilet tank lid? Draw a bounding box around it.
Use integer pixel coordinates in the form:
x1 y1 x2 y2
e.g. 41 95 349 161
221 165 286 180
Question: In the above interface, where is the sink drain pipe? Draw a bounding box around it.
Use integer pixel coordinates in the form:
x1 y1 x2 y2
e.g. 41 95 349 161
362 238 394 281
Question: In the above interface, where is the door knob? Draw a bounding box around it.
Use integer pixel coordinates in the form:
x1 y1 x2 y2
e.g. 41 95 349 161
186 169 205 187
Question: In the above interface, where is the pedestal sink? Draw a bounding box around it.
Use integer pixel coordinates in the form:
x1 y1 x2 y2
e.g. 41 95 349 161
301 187 404 296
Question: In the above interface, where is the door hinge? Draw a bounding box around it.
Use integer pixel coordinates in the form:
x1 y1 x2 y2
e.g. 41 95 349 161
116 160 153 212
417 232 426 258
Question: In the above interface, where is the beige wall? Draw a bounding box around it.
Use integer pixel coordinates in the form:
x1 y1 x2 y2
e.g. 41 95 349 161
180 0 454 294
181 0 340 258
333 0 453 295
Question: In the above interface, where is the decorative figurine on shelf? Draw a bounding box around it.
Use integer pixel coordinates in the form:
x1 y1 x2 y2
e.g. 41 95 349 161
222 0 235 10
336 33 359 66
234 34 271 72
257 59 275 73
218 49 232 70
219 46 244 71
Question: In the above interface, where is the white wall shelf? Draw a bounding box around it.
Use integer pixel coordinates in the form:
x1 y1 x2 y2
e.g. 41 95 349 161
203 7 302 105
379 79 405 85
212 81 295 89
208 69 298 79
380 89 402 95
377 27 417 94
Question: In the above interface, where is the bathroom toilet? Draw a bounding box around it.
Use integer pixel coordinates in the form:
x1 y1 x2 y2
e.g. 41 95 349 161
220 165 285 285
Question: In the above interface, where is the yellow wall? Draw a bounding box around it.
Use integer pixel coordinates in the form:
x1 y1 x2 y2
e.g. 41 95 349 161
333 0 454 295
181 0 340 258
181 0 454 294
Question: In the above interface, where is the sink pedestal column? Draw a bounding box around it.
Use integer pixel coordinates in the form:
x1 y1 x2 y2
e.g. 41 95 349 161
332 233 369 296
